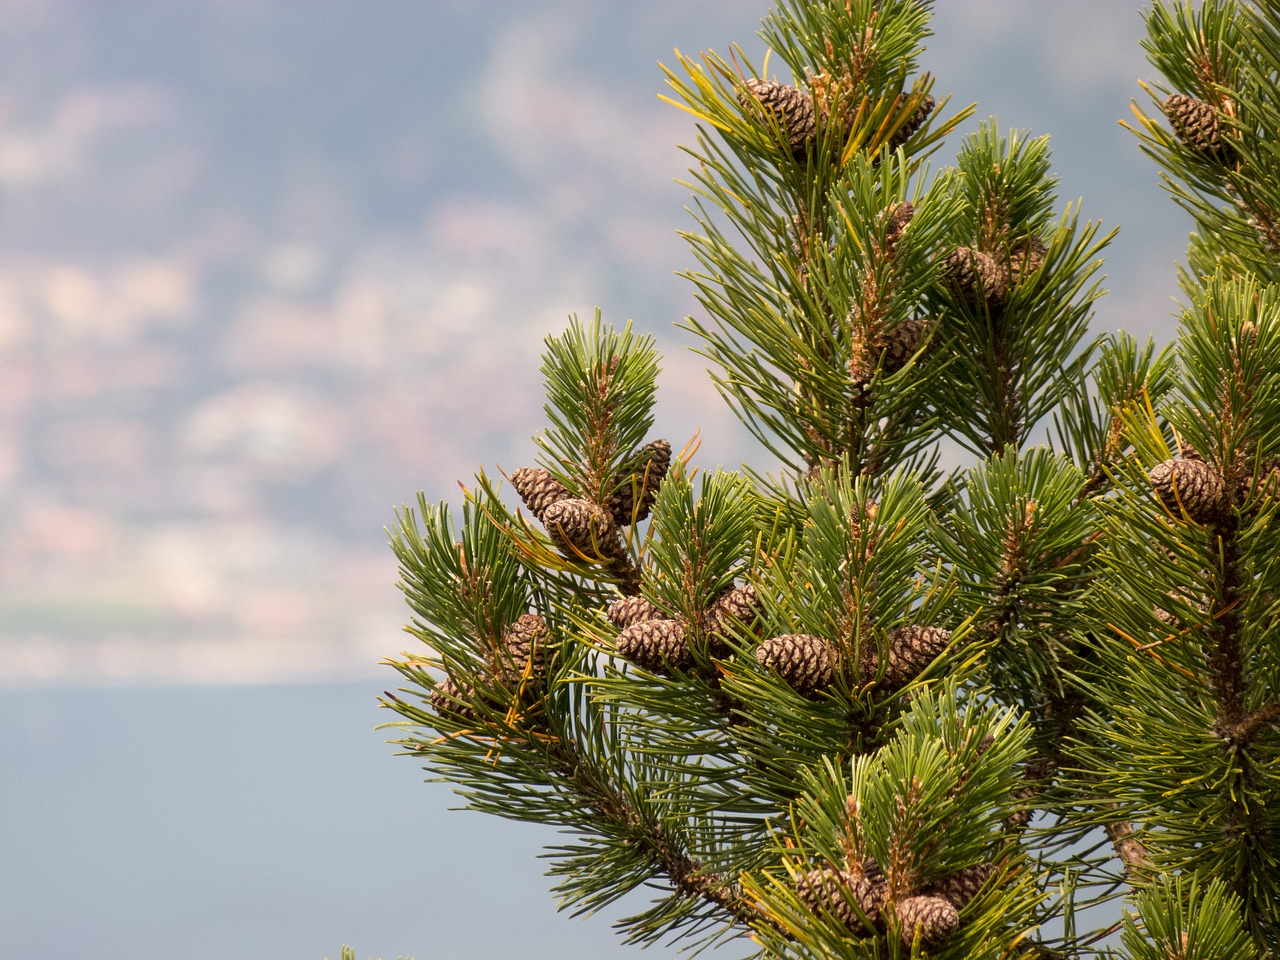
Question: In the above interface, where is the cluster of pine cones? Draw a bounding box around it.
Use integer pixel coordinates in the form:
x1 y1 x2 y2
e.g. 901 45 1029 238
429 613 549 722
756 625 950 697
510 439 672 559
940 233 1047 313
796 857 995 949
735 76 934 161
608 583 762 675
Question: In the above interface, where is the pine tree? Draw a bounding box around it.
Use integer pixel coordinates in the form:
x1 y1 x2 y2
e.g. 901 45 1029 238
379 1 1280 957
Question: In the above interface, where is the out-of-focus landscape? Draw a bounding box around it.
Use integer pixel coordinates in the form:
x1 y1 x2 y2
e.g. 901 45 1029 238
0 2 767 690
1 2 1190 958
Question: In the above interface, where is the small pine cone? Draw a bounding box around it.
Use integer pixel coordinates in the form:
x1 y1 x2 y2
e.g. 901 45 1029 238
1245 205 1280 255
883 201 915 256
493 613 549 688
883 625 950 688
1241 457 1280 506
542 497 615 559
923 863 996 910
702 583 761 638
616 618 692 673
608 439 672 525
796 868 882 931
510 467 572 522
1150 458 1228 525
428 675 477 720
879 318 932 374
1155 588 1209 628
943 246 1011 307
700 583 761 659
896 894 960 949
607 594 665 629
1010 235 1048 285
1177 440 1204 462
885 93 935 151
756 634 836 695
737 78 817 158
1163 93 1234 162
1002 806 1033 833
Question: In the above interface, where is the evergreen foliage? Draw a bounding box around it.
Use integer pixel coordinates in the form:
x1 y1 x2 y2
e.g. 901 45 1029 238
379 1 1280 956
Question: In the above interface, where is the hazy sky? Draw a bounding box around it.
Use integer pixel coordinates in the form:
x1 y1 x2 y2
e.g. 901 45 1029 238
1 2 1189 958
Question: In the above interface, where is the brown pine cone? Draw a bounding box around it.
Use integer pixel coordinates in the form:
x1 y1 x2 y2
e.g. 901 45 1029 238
922 863 996 910
607 594 666 629
882 625 950 688
428 675 477 721
1241 457 1280 507
492 613 549 688
608 439 672 525
885 93 935 152
1010 235 1048 285
737 78 817 159
896 894 960 949
702 583 761 639
878 317 932 375
1163 93 1235 162
796 867 883 931
883 200 915 256
510 467 572 522
542 497 615 559
756 633 836 695
1002 805 1034 833
1150 457 1228 525
616 618 692 673
943 246 1011 308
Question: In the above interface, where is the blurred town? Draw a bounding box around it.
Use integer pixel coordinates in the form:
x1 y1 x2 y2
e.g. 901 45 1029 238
0 3 759 687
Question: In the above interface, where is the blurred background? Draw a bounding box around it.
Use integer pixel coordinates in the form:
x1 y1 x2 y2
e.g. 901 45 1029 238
0 2 1187 958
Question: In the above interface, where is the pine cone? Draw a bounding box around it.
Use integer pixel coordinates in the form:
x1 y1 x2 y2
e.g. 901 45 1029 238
885 93 935 151
796 868 883 931
1241 456 1280 507
1150 458 1228 525
429 675 477 720
1010 235 1048 285
698 583 761 659
756 633 836 695
607 594 666 629
616 618 692 673
1163 93 1235 162
510 467 572 522
878 318 932 375
492 613 549 688
737 78 817 158
896 894 960 949
542 497 615 559
1002 805 1033 833
943 246 1011 308
608 439 672 525
882 625 950 688
922 863 996 910
883 200 915 256
702 583 761 639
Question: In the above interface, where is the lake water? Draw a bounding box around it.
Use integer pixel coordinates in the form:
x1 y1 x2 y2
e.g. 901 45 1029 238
1 682 678 959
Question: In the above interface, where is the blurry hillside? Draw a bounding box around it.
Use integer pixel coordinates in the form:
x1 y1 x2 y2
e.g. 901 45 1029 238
0 3 769 686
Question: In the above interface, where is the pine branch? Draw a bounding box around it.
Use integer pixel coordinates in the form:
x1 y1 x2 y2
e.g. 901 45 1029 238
1103 817 1150 873
551 733 759 929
